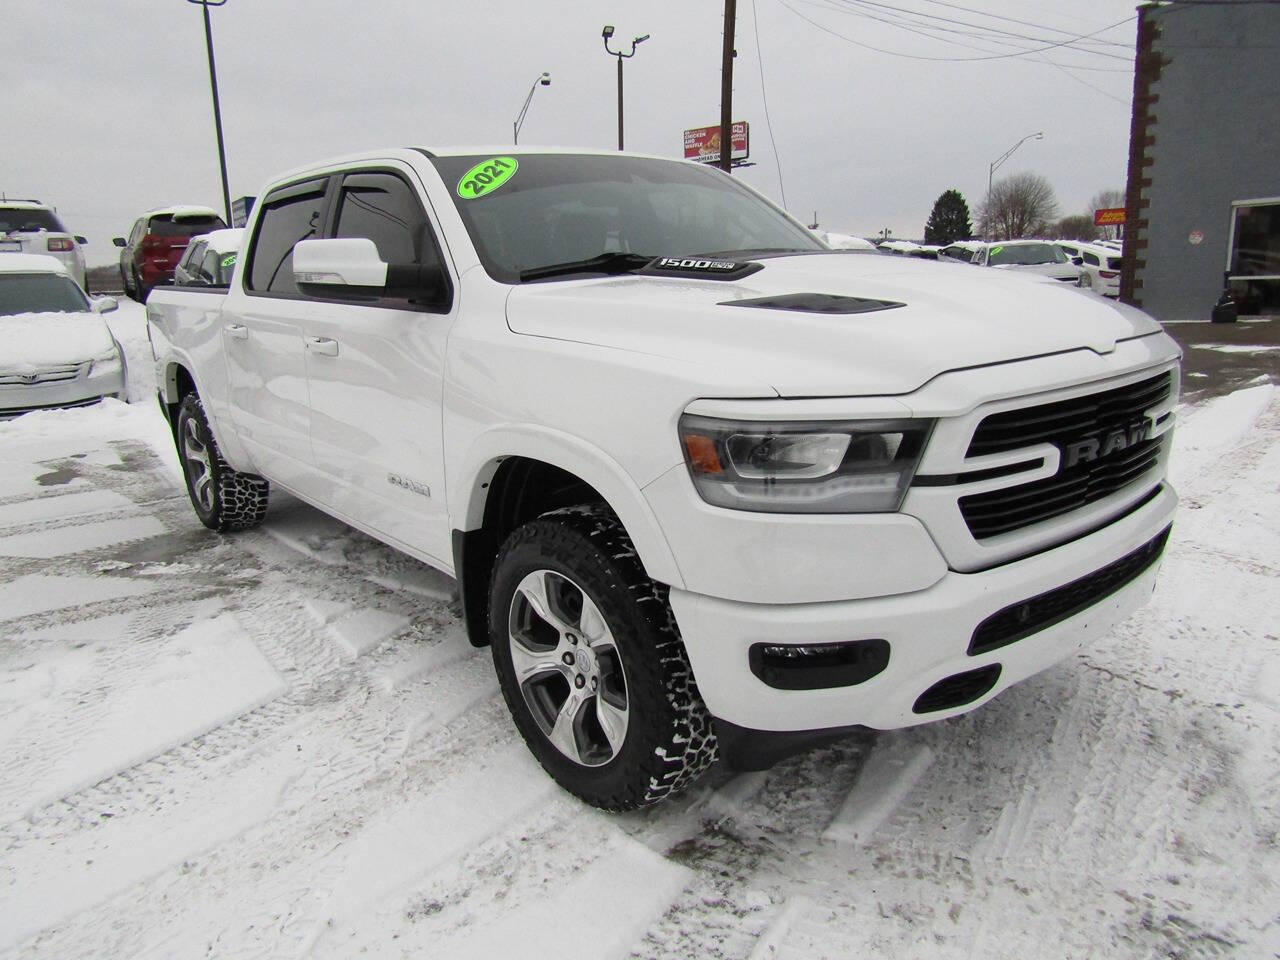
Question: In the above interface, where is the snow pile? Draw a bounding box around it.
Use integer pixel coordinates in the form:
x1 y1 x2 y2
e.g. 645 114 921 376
0 312 116 369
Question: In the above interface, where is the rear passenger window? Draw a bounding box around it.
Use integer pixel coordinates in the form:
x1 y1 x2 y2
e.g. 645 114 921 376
1083 252 1100 266
248 180 327 295
334 172 423 266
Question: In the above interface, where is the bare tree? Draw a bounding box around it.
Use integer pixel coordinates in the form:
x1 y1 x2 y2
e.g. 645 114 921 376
979 172 1060 240
1089 188 1125 239
1052 215 1100 241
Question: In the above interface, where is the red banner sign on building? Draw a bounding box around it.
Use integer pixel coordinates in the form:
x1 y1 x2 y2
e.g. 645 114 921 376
683 122 750 163
1094 207 1126 226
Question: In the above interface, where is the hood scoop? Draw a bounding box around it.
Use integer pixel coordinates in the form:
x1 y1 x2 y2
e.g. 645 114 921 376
719 292 906 315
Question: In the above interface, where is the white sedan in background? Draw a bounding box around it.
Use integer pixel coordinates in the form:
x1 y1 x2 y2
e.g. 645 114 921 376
970 240 1081 283
0 255 126 418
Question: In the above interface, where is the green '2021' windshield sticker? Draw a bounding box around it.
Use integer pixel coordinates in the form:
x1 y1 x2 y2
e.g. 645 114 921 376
457 157 518 199
220 254 237 268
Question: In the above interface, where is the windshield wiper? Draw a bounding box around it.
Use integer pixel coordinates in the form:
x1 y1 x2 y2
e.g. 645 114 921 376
519 252 655 282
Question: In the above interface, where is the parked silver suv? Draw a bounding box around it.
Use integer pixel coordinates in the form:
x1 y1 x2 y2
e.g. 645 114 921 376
0 201 87 288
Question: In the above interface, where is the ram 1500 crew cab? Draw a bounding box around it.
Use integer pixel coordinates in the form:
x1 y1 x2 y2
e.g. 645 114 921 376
146 148 1180 810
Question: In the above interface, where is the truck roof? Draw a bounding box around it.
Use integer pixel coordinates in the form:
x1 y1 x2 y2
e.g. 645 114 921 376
260 146 699 190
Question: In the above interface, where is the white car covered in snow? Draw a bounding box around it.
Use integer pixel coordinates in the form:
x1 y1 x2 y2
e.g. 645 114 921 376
971 240 1081 283
0 254 126 418
146 147 1181 810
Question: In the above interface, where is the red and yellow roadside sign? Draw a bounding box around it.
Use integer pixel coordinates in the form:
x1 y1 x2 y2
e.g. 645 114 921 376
1094 207 1126 226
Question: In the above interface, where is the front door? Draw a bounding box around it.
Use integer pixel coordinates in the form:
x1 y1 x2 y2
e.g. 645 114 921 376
302 167 456 566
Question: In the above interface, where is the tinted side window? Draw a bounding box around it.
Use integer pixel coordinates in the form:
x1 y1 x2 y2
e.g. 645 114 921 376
334 172 422 265
1083 252 1100 266
179 241 207 279
248 181 327 294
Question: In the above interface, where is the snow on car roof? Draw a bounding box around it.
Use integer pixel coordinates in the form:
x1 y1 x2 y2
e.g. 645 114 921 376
146 205 222 220
0 253 70 274
190 228 244 255
0 200 49 210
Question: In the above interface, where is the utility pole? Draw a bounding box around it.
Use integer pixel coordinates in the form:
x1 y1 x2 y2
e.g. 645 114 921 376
603 26 649 151
719 0 737 173
187 0 232 227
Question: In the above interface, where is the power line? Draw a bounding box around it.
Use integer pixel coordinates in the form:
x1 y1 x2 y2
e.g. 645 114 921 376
835 0 1133 57
750 0 789 210
794 0 1133 67
820 0 1139 74
776 0 1136 64
902 0 1134 47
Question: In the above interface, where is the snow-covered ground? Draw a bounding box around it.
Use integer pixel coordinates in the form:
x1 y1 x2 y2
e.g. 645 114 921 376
1 301 1277 958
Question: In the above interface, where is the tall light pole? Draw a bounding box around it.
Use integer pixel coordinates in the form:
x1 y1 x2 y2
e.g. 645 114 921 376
602 26 648 151
187 0 232 227
986 131 1043 238
513 72 551 144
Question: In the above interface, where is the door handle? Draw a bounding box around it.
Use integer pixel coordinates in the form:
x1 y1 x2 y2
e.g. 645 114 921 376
306 337 339 357
224 323 248 340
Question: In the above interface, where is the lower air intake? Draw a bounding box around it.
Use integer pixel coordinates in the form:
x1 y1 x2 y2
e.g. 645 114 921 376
912 664 1002 714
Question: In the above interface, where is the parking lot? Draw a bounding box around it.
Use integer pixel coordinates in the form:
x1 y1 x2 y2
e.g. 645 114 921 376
0 300 1275 958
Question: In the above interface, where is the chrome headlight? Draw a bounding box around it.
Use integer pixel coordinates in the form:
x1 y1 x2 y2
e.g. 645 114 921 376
679 414 933 513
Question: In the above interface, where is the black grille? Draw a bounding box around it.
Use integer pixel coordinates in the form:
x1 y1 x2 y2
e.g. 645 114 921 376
967 372 1172 457
960 372 1172 539
969 525 1171 656
960 434 1165 539
913 665 1002 714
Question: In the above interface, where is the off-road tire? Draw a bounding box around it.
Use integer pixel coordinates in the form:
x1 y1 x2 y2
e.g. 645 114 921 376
175 393 269 532
489 504 717 811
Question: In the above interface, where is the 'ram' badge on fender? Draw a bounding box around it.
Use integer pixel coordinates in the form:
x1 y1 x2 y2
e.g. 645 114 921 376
387 473 431 497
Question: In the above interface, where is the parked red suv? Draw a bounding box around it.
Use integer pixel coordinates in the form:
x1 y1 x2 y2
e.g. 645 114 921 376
113 206 226 301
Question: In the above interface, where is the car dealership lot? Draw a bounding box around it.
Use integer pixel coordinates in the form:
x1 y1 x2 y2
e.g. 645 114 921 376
0 302 1276 958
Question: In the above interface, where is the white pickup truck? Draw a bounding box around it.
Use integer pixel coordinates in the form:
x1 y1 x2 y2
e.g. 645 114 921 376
147 148 1181 810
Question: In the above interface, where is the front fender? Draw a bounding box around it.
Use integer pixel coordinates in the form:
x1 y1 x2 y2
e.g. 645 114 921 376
451 423 686 589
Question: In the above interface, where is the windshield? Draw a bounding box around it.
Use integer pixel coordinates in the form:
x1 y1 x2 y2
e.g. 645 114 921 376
988 243 1067 266
0 274 89 315
430 153 822 282
0 208 67 234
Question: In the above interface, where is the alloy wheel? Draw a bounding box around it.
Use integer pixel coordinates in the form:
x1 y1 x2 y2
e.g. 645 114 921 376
507 569 629 767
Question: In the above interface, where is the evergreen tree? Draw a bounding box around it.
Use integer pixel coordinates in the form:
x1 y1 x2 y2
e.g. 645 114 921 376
923 189 973 245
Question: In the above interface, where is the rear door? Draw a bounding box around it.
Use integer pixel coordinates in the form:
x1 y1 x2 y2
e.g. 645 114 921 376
222 179 329 488
301 165 457 564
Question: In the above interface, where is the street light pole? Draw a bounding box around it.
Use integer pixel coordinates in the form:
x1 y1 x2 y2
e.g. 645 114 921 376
513 72 551 144
986 131 1043 237
602 26 649 151
187 0 232 227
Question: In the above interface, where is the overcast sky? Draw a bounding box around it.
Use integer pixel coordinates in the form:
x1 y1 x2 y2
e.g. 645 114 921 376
5 0 1141 265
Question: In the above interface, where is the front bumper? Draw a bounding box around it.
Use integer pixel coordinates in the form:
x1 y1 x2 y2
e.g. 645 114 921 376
670 482 1176 732
0 366 125 419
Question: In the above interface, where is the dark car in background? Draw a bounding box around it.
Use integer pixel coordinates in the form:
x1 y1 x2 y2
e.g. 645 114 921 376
173 228 243 287
113 206 226 301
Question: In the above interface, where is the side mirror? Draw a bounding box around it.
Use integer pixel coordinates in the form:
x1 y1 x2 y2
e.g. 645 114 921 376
112 237 126 247
92 296 119 314
75 236 88 245
1071 256 1083 266
293 237 450 308
294 237 389 296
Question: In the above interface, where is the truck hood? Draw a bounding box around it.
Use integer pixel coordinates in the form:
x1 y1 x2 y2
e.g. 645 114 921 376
505 253 1163 397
